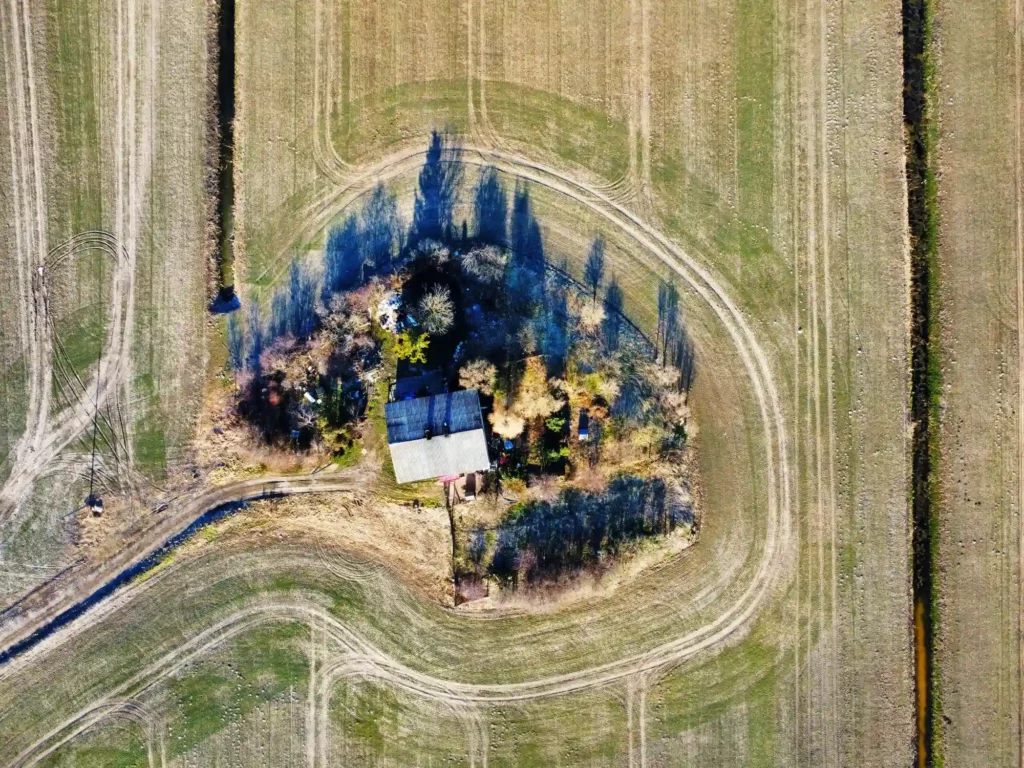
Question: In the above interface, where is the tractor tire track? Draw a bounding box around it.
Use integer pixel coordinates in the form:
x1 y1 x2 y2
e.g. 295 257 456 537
0 0 31 414
15 590 766 766
0 228 133 520
638 0 653 209
302 141 792 578
0 472 366 663
819 0 841 758
1017 0 1024 756
0 0 151 522
1 0 52 490
287 135 794 715
6 134 795 761
9 17 806 759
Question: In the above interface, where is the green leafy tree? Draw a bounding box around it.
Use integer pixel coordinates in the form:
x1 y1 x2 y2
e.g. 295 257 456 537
394 331 430 364
546 446 570 462
545 416 566 433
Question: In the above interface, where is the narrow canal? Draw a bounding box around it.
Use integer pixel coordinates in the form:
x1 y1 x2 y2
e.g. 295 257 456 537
902 0 938 763
214 0 236 304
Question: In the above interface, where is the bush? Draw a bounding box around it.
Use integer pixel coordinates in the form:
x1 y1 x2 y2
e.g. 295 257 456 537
460 245 507 283
488 527 521 586
544 415 565 433
459 359 497 395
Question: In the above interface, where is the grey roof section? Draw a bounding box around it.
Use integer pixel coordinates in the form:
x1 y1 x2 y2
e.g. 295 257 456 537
388 430 491 484
393 370 445 401
385 390 485 444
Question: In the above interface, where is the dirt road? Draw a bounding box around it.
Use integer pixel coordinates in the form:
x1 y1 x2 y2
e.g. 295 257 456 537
0 471 366 662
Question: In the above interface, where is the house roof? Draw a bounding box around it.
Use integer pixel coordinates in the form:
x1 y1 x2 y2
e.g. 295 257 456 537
385 389 484 443
387 430 491 484
384 390 490 483
393 370 445 401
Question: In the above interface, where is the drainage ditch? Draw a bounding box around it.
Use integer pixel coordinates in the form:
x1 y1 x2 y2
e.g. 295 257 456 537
902 0 938 763
212 0 236 306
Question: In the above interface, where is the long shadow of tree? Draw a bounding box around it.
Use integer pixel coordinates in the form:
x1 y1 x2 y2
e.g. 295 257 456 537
584 235 605 300
230 135 696 390
225 132 698 468
510 183 545 274
473 165 508 246
601 278 624 351
657 278 695 388
500 184 546 359
231 180 405 380
412 130 463 244
323 214 361 298
364 183 401 273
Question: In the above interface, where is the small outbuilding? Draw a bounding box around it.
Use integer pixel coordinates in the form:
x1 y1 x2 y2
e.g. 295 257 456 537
385 389 491 484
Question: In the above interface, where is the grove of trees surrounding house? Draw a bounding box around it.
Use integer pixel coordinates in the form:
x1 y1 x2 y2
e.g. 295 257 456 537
225 130 698 591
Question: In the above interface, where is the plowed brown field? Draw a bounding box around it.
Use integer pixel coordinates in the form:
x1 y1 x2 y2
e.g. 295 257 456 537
931 0 1024 764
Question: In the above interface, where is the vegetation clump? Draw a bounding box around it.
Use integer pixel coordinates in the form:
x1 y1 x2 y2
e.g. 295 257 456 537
223 131 699 590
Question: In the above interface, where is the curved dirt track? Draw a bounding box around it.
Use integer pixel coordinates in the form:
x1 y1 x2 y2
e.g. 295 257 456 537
5 7 795 758
0 229 134 520
10 593 758 767
296 137 795 622
5 138 796 764
0 472 366 661
1 0 54 513
0 0 146 524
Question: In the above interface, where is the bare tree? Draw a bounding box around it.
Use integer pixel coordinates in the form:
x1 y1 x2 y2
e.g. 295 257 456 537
290 400 317 431
415 238 451 266
417 284 455 335
579 301 606 332
512 357 564 420
460 244 507 283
